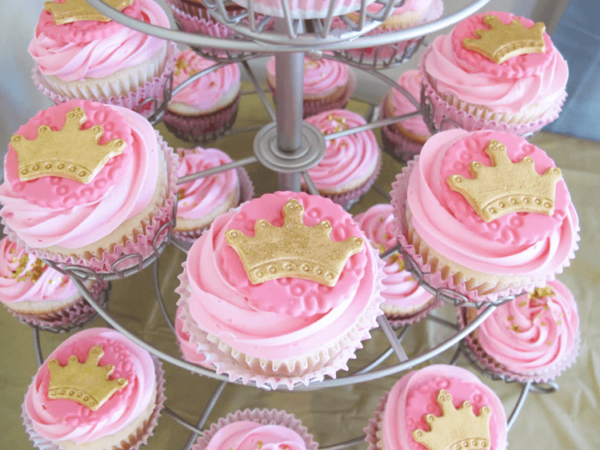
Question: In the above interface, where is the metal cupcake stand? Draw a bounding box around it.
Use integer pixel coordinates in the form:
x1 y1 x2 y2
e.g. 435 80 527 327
25 0 561 448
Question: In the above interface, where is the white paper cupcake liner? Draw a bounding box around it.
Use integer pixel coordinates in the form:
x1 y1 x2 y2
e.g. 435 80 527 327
364 392 388 450
385 297 443 328
381 120 426 163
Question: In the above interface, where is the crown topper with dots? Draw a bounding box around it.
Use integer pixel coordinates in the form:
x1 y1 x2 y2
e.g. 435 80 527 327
10 107 126 185
225 199 364 287
44 0 134 25
47 345 128 411
412 389 492 450
446 139 562 223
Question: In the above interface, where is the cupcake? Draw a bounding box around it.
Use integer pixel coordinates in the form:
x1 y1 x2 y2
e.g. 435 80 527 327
30 0 177 115
23 327 165 450
193 409 318 450
460 280 580 382
0 99 178 273
420 11 568 135
175 305 213 368
231 0 375 19
365 365 507 450
382 70 432 162
304 110 382 210
174 147 254 242
391 129 579 303
163 50 241 142
354 204 437 324
176 191 385 389
266 55 355 118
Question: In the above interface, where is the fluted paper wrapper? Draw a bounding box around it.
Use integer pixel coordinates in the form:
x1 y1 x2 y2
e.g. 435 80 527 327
382 120 426 163
385 297 442 328
231 0 375 19
364 392 389 450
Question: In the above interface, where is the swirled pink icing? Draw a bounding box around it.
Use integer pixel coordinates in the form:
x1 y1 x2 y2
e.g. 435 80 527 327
0 237 78 305
207 421 307 450
0 100 160 249
383 365 507 450
388 70 430 138
423 12 568 113
406 129 578 276
185 191 378 360
475 280 579 374
175 306 210 367
176 147 239 221
25 328 156 444
29 0 169 82
304 110 380 190
354 205 431 310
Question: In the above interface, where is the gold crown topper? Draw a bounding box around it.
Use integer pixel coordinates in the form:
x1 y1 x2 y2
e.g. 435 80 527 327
447 139 562 222
11 107 126 184
45 0 134 25
412 389 491 450
463 15 546 64
47 345 128 411
225 199 364 287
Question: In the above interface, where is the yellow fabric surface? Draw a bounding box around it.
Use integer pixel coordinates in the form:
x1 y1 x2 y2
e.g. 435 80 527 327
1 88 599 450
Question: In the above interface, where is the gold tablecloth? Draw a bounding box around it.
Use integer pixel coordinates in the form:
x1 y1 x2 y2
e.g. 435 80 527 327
1 87 599 449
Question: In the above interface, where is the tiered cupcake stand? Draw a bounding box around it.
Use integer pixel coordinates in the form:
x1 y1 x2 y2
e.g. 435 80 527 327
25 0 559 448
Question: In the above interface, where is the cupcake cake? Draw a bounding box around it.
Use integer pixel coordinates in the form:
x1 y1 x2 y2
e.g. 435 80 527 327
164 50 241 142
304 110 382 210
354 204 437 324
30 0 177 115
420 11 568 135
391 129 579 303
174 147 254 242
460 280 580 382
231 0 375 19
193 409 318 450
23 327 165 450
365 365 507 450
0 99 178 273
382 70 432 162
176 191 385 388
266 55 355 118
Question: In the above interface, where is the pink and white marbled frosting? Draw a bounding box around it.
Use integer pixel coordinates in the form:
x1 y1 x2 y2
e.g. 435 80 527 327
386 70 430 139
206 421 307 450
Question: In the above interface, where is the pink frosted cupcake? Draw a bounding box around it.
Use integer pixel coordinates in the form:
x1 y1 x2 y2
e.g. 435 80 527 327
266 56 355 118
175 306 213 368
0 100 177 273
461 280 580 382
304 110 382 210
164 50 241 142
420 11 568 135
382 70 432 162
365 365 507 450
354 204 437 324
23 327 165 450
176 191 385 389
231 0 375 19
30 0 177 115
391 129 579 303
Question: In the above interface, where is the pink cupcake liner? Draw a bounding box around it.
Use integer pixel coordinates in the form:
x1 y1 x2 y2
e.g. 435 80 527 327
364 392 388 450
382 121 426 163
170 4 237 38
2 132 179 274
22 356 166 450
230 0 374 19
457 308 581 383
32 42 178 119
385 297 443 328
390 158 580 304
192 409 318 450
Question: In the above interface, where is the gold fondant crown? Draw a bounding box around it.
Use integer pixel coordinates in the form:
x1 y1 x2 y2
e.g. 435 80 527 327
47 345 128 411
447 139 562 222
225 199 364 287
412 389 492 450
45 0 134 25
10 107 126 184
463 15 546 64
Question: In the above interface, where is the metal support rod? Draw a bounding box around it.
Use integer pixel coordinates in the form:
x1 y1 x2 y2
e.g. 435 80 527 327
153 259 175 334
33 328 43 367
164 407 205 435
324 112 420 141
377 315 409 362
372 184 391 201
426 315 458 330
321 435 367 450
507 382 532 431
177 156 258 185
241 60 276 121
380 245 399 260
352 325 410 375
301 171 320 196
448 346 462 365
183 381 228 450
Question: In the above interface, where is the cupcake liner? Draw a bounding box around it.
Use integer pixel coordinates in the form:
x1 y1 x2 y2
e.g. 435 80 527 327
3 132 179 274
22 356 166 450
457 308 581 383
381 120 426 163
175 243 386 390
32 42 178 119
230 0 374 19
385 297 443 328
390 158 580 304
364 392 389 450
170 4 237 38
192 409 318 450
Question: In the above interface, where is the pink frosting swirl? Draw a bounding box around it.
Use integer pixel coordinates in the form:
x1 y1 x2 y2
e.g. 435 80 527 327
363 0 434 23
305 110 380 190
388 70 430 137
0 237 78 304
207 421 307 450
176 147 239 221
175 306 211 367
29 0 169 82
25 328 156 444
475 280 579 374
354 204 431 310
